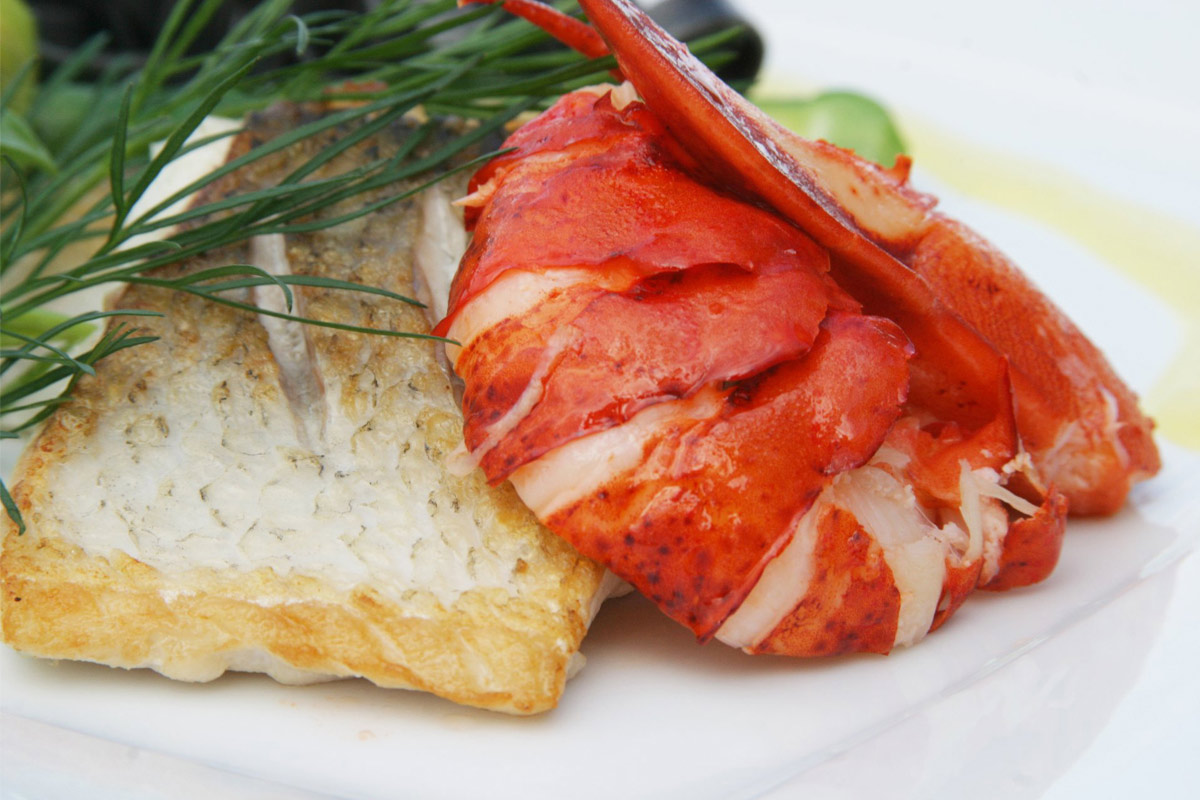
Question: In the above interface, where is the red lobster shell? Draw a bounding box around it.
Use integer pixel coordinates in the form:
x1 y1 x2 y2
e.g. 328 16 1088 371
436 2 1157 655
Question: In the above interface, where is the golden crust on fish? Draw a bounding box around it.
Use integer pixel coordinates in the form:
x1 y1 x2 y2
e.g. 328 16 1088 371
0 104 606 715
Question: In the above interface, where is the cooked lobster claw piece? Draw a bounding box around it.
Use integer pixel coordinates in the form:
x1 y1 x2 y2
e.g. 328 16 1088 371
439 1 1159 656
569 0 1158 513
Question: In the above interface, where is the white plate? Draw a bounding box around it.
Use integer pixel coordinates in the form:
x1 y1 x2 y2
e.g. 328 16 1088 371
3 2 1199 798
2 446 1199 800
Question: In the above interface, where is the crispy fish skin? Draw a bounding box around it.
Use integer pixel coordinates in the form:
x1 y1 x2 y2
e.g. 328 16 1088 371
0 105 606 715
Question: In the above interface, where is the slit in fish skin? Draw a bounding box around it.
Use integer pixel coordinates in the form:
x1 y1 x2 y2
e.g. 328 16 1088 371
250 233 328 449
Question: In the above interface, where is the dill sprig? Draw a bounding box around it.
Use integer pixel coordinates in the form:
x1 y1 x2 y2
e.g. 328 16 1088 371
0 0 743 531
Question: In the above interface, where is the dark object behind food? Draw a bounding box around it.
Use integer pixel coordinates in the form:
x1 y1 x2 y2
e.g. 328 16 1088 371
30 0 764 83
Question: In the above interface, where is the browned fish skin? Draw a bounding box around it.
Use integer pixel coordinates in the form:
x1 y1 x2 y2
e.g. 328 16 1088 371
0 104 606 715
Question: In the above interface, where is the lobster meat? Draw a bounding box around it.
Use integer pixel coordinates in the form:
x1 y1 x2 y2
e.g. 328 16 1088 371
436 1 1158 654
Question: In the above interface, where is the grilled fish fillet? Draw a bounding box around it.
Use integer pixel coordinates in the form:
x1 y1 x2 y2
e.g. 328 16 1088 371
0 104 608 714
